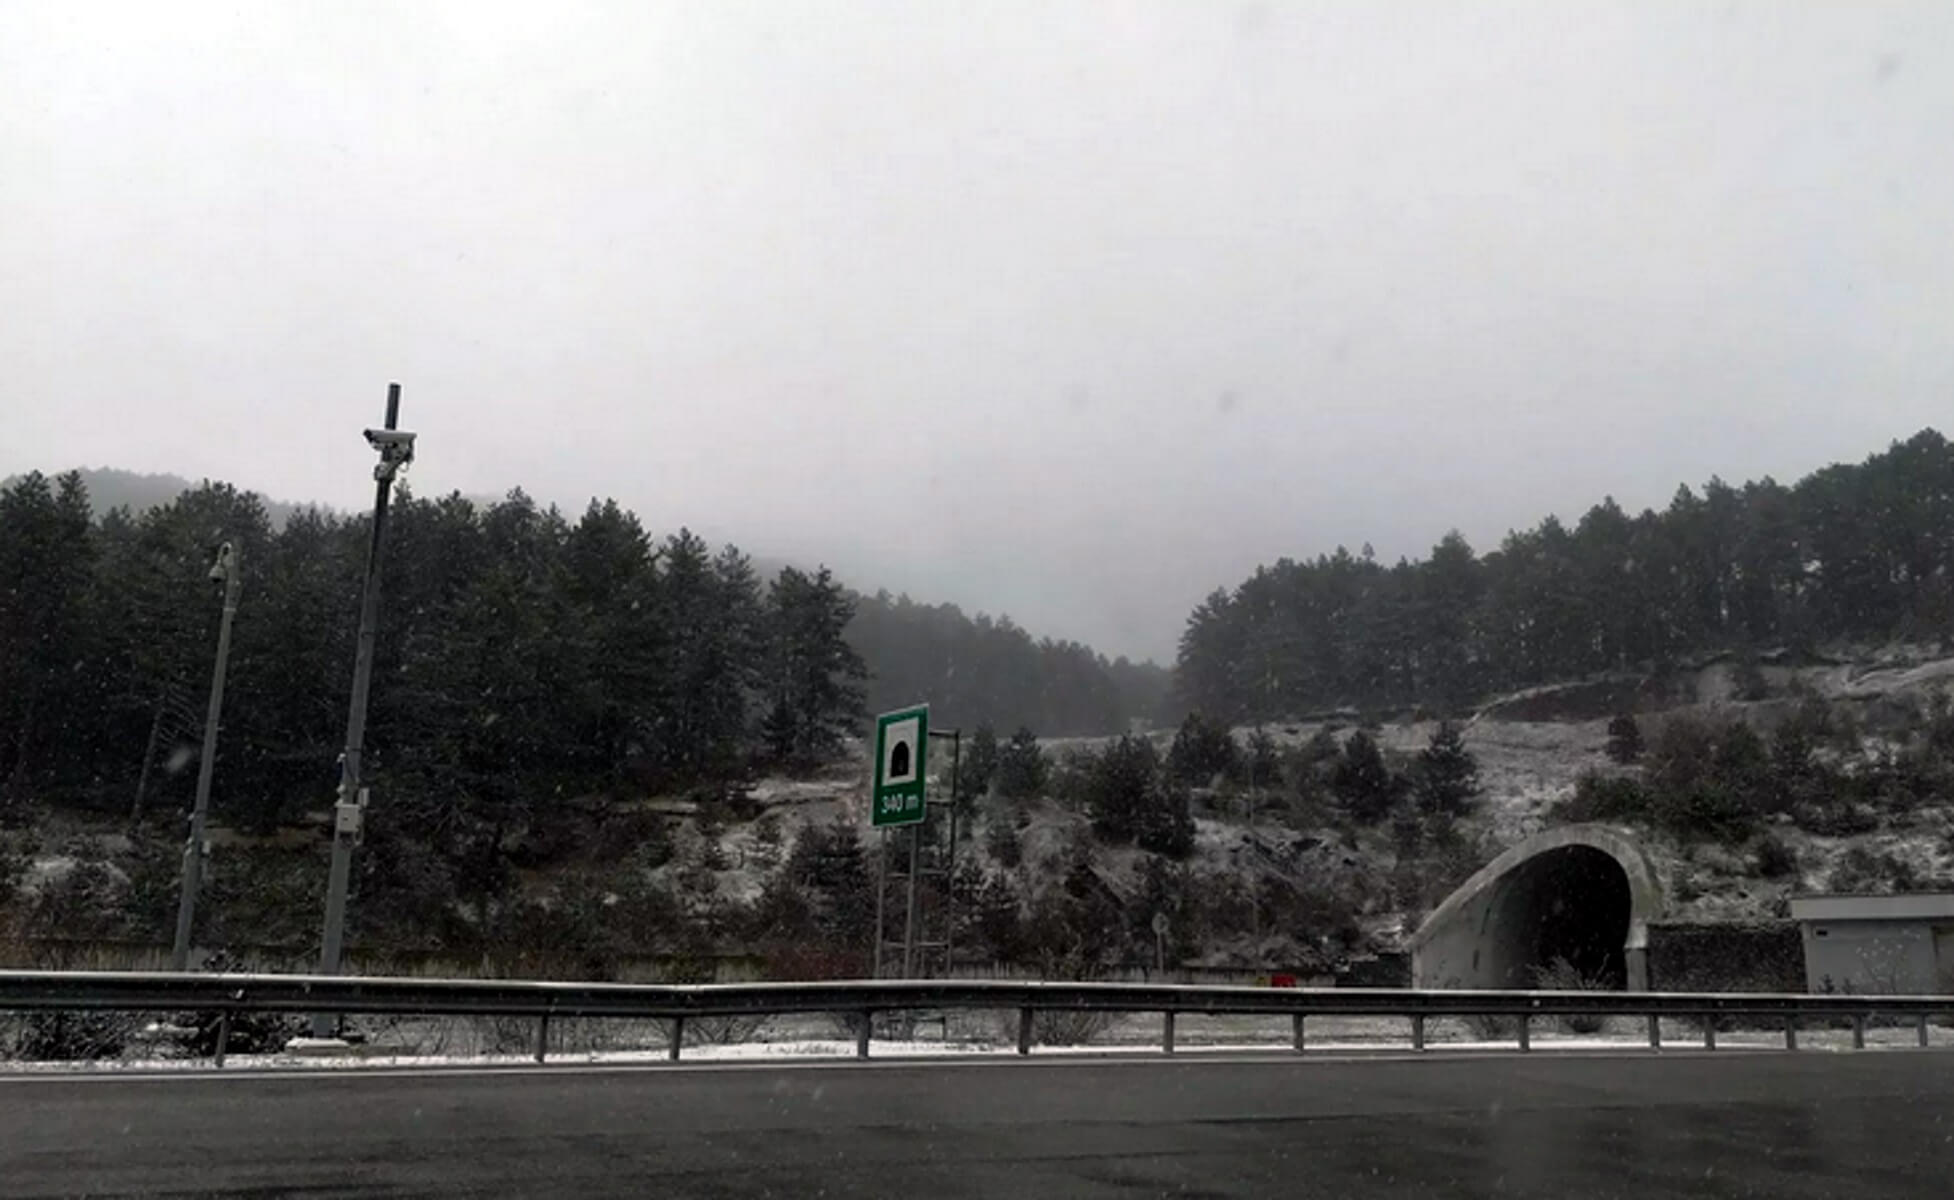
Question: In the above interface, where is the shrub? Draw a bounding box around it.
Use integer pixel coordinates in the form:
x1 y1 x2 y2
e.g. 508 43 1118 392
991 1007 1120 1047
592 809 672 865
1552 771 1656 825
685 1015 769 1046
1753 832 1800 879
1828 845 1918 895
984 816 1023 868
1791 801 1880 837
7 1010 136 1061
1660 783 1762 844
1733 653 1770 702
1531 956 1611 1034
1462 1014 1518 1041
180 950 305 1056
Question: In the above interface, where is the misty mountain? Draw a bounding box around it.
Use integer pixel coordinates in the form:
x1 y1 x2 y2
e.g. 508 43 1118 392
0 468 321 530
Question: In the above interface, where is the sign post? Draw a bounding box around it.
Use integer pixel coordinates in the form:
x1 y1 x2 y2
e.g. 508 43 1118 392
870 704 966 983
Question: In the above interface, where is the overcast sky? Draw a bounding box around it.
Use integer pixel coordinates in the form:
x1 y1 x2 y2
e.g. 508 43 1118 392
5 2 1950 661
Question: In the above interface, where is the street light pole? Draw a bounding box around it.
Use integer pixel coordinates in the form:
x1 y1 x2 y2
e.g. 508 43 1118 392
170 542 241 972
312 383 414 1037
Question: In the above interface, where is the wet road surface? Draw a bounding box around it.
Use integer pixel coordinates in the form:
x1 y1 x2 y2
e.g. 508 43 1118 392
3 1049 1951 1197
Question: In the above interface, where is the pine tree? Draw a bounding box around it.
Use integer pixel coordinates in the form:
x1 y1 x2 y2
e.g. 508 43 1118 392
1085 734 1161 842
1605 713 1645 764
786 815 874 948
1136 775 1196 858
762 566 867 767
1414 721 1480 819
1165 712 1238 787
960 722 1000 802
0 472 98 800
971 869 1025 961
1331 730 1399 825
994 726 1048 799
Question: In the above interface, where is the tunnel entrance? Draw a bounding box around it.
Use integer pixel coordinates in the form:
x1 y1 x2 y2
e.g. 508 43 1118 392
1485 845 1631 989
1410 824 1661 992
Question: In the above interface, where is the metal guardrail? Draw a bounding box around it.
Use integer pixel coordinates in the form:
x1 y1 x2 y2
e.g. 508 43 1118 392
0 971 1946 1065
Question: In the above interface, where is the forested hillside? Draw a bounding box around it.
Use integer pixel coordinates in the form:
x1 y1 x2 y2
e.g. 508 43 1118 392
0 474 1158 826
0 470 1173 969
1177 430 1954 721
0 476 866 829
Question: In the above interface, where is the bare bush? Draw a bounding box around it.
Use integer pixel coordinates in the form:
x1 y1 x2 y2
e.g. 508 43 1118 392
1460 1013 1518 1041
990 1007 1119 1047
2 1009 140 1061
1532 956 1612 1034
685 1015 769 1046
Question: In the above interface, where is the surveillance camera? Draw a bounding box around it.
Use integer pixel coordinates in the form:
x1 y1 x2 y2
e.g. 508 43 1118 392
363 428 417 450
207 542 236 583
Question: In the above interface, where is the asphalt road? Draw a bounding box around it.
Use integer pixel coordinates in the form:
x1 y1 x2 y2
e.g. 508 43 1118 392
4 1050 1952 1198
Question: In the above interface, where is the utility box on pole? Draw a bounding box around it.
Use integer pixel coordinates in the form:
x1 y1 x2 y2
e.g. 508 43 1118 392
309 383 413 1040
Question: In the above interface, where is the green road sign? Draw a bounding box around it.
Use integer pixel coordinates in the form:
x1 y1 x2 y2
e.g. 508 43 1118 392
871 704 929 826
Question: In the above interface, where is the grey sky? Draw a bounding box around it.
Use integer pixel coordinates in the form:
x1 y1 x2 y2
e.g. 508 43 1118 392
5 2 1950 662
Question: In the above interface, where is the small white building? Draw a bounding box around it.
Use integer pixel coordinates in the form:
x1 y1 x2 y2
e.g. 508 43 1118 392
1789 893 1954 995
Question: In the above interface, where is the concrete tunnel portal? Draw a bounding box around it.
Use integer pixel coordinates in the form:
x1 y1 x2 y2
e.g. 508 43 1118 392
1410 825 1662 992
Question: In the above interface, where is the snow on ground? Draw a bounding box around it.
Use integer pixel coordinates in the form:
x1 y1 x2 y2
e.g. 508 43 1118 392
7 1018 1947 1075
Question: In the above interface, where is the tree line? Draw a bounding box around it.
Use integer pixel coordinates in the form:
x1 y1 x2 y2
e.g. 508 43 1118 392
0 477 875 815
0 473 1167 822
1177 429 1954 720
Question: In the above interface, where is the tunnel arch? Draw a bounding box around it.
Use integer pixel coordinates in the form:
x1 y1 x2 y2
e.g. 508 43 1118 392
1410 824 1663 991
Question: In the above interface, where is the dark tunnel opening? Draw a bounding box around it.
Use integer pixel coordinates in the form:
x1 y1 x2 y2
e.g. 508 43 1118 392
1488 845 1632 989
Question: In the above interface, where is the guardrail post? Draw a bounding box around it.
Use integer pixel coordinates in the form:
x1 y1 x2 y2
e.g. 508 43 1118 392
669 1017 684 1061
1411 1014 1425 1052
1017 1008 1033 1056
858 1012 874 1059
1703 1018 1716 1051
1292 1013 1305 1053
1648 1014 1661 1049
1785 1017 1798 1051
214 1010 232 1068
1852 1015 1866 1050
535 1012 550 1064
1162 1011 1176 1054
1917 1014 1930 1048
1517 1015 1530 1052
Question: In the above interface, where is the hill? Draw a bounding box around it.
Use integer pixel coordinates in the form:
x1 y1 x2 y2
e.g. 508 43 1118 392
8 435 1954 986
11 642 1949 982
1175 429 1954 724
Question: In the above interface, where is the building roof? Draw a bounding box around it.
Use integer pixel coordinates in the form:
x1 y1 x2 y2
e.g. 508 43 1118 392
1789 893 1954 923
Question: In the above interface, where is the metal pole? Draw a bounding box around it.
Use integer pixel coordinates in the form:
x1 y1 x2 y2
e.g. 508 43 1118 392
942 729 960 977
313 384 406 1037
872 828 889 978
172 544 241 972
901 821 921 978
